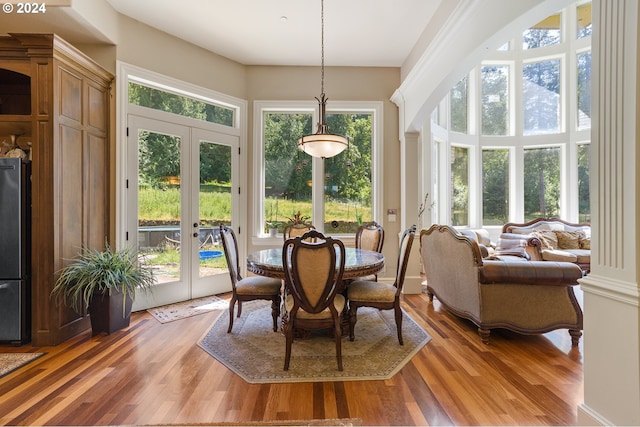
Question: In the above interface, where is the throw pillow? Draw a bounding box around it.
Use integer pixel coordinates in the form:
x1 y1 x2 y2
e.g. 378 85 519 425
532 230 558 249
579 236 591 249
555 230 584 249
494 238 530 259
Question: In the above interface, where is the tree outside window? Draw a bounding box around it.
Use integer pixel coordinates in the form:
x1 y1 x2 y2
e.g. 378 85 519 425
481 65 509 136
450 76 468 134
262 110 373 235
451 146 469 226
523 59 561 135
482 149 510 225
524 147 561 220
578 143 591 223
577 51 592 130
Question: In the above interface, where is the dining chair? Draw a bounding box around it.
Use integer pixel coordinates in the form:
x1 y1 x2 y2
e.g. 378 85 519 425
354 221 385 281
347 224 416 345
282 230 346 371
283 223 316 241
219 224 282 333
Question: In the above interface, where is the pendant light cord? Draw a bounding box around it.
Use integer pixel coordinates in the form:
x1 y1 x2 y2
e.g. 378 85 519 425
320 0 325 96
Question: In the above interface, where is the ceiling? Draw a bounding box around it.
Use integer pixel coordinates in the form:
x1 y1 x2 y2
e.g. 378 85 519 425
103 0 442 67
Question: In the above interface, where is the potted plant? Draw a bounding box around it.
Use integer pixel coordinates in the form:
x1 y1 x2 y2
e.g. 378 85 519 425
265 220 283 237
51 244 155 335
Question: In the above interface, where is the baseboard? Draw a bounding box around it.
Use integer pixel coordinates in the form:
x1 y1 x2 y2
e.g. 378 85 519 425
577 403 613 426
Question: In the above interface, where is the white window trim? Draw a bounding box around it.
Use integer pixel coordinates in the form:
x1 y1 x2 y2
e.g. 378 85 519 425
115 61 248 248
252 100 383 244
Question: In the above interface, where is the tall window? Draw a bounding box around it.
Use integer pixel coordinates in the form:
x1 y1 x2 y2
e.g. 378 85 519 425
323 113 373 233
263 112 313 233
451 146 469 226
577 51 592 130
481 65 510 136
524 147 561 220
258 102 380 237
450 75 468 133
523 59 561 135
578 143 591 222
482 149 510 225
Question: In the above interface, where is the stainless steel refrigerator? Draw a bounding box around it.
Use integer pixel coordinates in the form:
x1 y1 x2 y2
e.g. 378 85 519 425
0 157 31 345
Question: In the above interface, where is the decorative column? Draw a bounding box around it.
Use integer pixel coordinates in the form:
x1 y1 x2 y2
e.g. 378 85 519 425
578 0 640 425
400 132 423 294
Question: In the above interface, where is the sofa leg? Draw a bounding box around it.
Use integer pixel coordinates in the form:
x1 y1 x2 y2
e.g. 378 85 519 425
478 328 490 344
569 329 582 346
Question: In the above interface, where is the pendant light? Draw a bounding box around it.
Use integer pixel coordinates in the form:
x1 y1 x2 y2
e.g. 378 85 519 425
297 0 349 159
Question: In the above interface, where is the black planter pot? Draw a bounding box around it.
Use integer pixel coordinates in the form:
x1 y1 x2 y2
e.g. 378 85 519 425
88 289 133 335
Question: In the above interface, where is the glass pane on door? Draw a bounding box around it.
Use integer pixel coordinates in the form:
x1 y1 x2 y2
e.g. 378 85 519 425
137 130 182 285
197 141 232 278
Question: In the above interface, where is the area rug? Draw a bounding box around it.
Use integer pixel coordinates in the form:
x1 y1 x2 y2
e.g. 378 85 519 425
0 353 45 378
148 295 228 323
198 300 430 383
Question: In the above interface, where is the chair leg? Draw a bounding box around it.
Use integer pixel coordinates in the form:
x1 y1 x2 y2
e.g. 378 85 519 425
283 321 294 371
237 300 243 318
569 329 582 346
271 295 281 332
227 297 237 333
334 318 343 371
394 304 404 345
348 305 358 342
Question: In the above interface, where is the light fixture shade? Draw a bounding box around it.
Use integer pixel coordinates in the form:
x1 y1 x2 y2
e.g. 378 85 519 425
297 133 348 158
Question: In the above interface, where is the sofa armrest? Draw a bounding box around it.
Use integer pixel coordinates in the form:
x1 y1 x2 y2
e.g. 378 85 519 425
479 259 583 286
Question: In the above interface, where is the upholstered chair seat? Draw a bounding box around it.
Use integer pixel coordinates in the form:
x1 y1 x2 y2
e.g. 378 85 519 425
348 225 416 345
285 294 345 320
220 224 281 334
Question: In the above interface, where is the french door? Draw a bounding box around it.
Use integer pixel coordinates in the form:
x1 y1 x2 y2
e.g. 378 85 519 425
126 115 239 310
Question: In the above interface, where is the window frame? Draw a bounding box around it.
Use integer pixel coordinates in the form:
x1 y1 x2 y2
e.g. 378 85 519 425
252 100 383 242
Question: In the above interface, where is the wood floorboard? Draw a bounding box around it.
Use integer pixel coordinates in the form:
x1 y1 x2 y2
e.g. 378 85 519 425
0 286 583 426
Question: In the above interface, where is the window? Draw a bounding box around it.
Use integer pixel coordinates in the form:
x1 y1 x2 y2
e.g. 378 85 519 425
523 13 561 49
578 143 591 222
481 65 510 136
482 149 510 225
128 81 235 126
263 112 313 233
323 113 373 233
451 146 469 226
577 51 592 130
523 59 561 135
432 2 591 227
257 101 381 237
577 3 592 38
524 147 561 221
450 75 468 133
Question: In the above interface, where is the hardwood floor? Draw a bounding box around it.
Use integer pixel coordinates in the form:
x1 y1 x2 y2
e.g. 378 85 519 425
0 287 583 426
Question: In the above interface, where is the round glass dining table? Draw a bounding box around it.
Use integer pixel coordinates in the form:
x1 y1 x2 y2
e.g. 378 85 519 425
246 247 384 280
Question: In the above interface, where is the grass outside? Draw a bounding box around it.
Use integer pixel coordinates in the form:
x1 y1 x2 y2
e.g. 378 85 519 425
139 186 372 230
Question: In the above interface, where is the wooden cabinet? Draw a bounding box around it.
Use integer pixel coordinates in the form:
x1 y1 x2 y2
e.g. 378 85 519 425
0 34 113 346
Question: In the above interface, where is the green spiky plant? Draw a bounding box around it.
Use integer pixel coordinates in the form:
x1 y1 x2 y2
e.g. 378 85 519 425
51 244 156 316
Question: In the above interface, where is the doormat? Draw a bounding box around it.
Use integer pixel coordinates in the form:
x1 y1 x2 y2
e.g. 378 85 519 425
199 300 431 383
147 295 228 323
0 353 45 378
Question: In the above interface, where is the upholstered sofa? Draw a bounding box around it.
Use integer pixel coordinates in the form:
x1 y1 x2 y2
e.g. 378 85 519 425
501 218 591 272
420 225 584 346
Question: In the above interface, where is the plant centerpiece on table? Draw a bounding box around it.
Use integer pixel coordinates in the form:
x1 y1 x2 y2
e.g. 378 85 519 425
51 243 156 335
287 210 311 226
